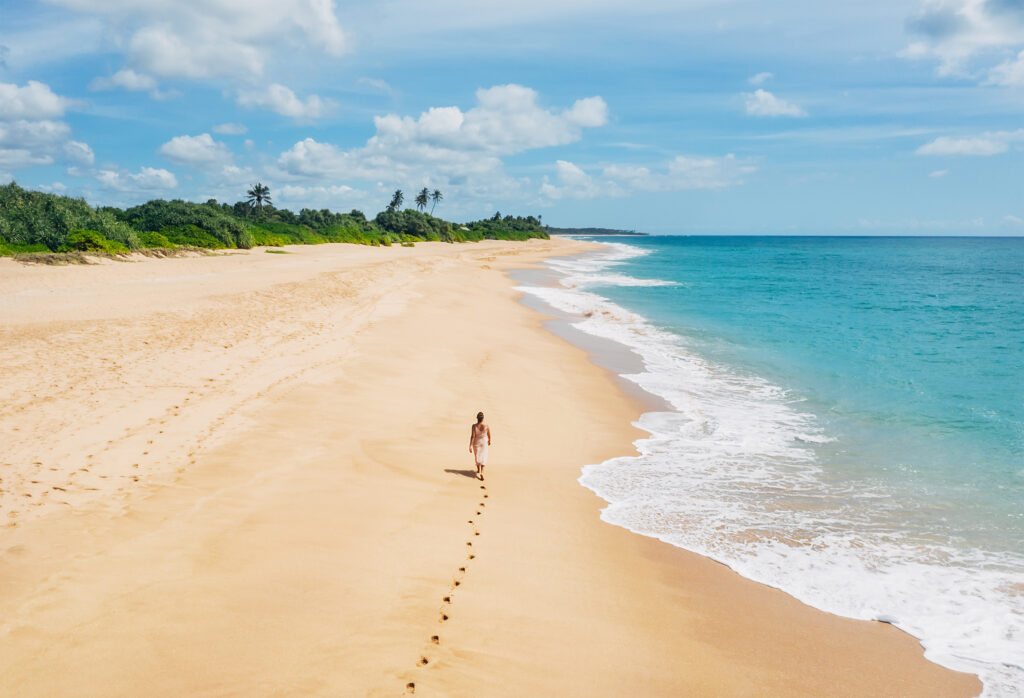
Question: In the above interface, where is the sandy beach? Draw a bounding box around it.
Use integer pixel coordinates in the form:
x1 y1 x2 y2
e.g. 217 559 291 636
0 239 981 697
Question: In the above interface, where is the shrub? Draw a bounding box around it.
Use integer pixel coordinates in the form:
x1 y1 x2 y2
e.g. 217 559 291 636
160 225 228 249
235 227 255 249
60 229 129 253
136 230 174 248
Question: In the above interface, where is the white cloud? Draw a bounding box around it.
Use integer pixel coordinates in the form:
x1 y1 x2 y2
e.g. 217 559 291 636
0 119 70 147
1002 214 1024 226
237 84 333 120
0 80 73 120
47 0 347 82
277 84 608 186
0 148 53 169
63 140 95 166
987 49 1024 85
36 182 68 193
744 89 807 117
541 153 754 200
277 183 370 209
89 68 156 91
213 122 248 135
929 168 949 177
539 160 609 200
748 71 774 85
158 133 233 167
0 82 90 173
916 130 1024 155
904 0 1024 79
357 77 395 95
96 166 178 191
366 84 607 157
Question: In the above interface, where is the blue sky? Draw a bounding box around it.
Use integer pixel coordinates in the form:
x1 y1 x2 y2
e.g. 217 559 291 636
1 0 1023 234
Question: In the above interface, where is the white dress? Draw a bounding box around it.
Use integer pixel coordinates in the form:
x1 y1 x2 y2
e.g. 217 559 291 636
472 425 489 466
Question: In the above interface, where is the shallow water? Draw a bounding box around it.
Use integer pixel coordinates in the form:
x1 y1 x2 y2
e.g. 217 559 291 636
519 236 1024 696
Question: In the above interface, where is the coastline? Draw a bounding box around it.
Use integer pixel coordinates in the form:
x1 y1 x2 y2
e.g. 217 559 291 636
0 240 980 696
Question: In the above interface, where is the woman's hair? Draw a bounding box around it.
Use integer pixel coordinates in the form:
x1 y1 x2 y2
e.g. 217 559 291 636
476 412 484 423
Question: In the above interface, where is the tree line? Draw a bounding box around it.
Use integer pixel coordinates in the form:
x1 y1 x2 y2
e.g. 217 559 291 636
0 181 549 257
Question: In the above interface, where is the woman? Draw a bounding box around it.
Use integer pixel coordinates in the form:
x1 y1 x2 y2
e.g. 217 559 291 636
469 411 491 480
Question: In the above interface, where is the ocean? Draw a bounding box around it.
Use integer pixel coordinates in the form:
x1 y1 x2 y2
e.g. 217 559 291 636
518 236 1023 697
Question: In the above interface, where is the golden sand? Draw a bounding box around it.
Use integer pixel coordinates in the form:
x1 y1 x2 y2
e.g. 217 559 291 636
0 240 980 696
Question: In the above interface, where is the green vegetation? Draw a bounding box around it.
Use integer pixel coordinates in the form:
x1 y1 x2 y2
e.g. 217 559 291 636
0 181 548 260
463 212 549 240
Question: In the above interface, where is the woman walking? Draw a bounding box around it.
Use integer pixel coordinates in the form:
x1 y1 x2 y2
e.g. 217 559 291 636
469 412 491 480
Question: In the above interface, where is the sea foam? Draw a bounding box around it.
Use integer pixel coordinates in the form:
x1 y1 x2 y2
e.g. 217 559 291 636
519 241 1024 697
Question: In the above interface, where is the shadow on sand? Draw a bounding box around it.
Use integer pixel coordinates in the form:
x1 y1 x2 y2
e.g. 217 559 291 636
444 468 479 479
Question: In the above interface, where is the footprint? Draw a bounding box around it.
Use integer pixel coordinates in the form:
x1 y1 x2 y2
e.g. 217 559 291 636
466 541 472 546
467 554 475 560
431 635 439 644
440 613 448 622
406 682 415 694
419 657 429 666
453 581 461 587
474 532 480 536
458 567 465 572
483 494 488 499
443 596 451 604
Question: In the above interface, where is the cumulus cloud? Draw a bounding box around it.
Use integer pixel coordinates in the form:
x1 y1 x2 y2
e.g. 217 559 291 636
0 80 73 120
748 71 774 85
277 84 608 184
916 129 1024 155
0 81 90 173
540 154 754 200
158 133 233 167
213 122 248 135
744 89 807 117
89 68 156 92
904 0 1024 79
929 168 949 177
47 0 347 83
96 166 178 191
237 84 333 120
63 140 95 166
367 84 607 157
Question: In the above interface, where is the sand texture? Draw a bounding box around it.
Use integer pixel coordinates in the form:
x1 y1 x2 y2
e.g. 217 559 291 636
0 241 981 696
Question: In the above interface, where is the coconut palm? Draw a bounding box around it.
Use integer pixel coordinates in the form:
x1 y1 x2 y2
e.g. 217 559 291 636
430 188 443 215
246 182 271 214
415 187 429 212
388 189 404 212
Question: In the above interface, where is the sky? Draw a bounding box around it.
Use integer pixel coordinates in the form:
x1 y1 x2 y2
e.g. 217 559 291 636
1 0 1023 234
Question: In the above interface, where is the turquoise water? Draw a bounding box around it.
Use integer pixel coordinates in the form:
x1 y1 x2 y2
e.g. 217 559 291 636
520 236 1023 695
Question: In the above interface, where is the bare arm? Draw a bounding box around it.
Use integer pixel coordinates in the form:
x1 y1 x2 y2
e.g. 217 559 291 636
469 425 475 452
486 425 491 445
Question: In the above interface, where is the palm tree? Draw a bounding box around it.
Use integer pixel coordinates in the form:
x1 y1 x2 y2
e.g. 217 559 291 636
415 187 429 212
388 189 404 212
246 182 271 214
430 188 443 215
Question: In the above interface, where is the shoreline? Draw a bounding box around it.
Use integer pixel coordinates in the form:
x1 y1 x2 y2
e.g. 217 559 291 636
0 240 980 696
